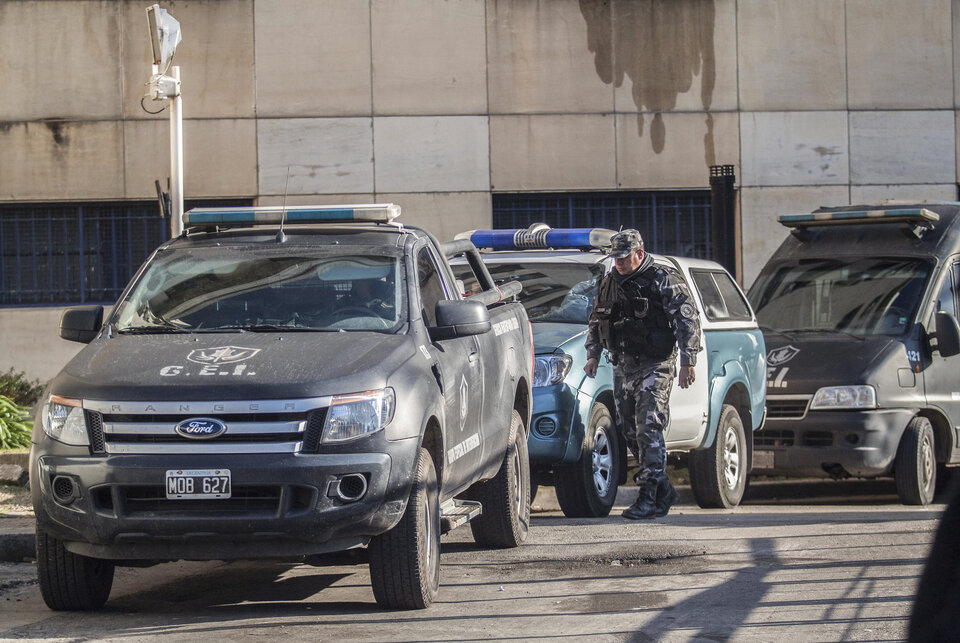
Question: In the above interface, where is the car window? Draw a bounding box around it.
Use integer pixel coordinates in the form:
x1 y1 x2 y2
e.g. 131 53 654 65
417 246 446 327
936 264 957 317
691 270 752 322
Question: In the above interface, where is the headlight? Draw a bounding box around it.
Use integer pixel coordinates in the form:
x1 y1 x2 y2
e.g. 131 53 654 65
533 354 574 388
321 388 396 443
41 395 89 446
810 385 877 410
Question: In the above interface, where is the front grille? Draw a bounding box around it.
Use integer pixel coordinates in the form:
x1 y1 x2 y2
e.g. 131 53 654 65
766 397 811 420
83 397 332 455
121 485 284 516
755 429 795 448
803 431 834 447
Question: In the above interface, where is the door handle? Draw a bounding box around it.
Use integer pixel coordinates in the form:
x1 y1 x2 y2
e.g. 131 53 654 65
468 351 479 364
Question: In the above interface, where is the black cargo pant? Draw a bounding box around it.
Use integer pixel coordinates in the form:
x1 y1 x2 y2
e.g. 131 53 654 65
612 356 676 487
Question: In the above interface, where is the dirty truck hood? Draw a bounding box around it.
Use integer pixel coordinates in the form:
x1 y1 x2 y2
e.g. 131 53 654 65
763 332 898 394
50 331 415 401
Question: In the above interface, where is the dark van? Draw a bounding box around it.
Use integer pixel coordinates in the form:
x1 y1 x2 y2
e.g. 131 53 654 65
748 203 960 505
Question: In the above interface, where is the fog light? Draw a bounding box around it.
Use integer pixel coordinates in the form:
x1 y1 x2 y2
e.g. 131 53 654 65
535 417 557 437
52 476 78 505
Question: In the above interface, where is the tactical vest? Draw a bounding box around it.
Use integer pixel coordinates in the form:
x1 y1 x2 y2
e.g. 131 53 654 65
594 269 675 362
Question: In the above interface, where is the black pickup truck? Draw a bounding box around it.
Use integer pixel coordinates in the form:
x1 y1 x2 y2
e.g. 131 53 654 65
30 204 534 610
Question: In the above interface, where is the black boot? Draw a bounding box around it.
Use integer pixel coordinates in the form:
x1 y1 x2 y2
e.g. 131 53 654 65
622 481 658 520
655 477 679 517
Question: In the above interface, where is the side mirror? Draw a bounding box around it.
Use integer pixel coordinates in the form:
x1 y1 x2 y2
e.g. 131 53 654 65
429 300 490 341
935 311 960 357
60 306 104 344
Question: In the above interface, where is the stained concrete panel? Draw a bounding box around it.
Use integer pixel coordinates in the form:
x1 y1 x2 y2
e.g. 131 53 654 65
256 0 371 117
0 1 121 120
739 186 850 287
490 115 615 191
372 0 487 115
616 112 739 189
849 111 955 185
124 120 257 199
741 112 848 187
257 194 376 207
0 121 123 201
258 118 374 195
0 308 84 382
121 0 255 119
487 0 614 113
847 0 953 109
850 184 958 204
737 0 846 111
612 0 738 113
374 117 490 193
376 192 492 243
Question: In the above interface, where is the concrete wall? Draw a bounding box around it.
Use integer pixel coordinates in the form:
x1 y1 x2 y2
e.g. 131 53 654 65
2 0 960 379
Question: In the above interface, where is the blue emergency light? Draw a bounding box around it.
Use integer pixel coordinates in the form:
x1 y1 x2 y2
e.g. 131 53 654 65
779 208 939 228
183 203 401 229
457 224 616 251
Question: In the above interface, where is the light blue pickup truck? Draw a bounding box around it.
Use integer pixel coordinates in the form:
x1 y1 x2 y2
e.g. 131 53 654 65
452 225 767 516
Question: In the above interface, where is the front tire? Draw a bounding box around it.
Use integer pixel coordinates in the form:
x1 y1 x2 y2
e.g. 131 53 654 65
896 416 936 506
689 404 747 509
369 448 440 609
469 410 530 548
555 404 621 517
36 525 115 611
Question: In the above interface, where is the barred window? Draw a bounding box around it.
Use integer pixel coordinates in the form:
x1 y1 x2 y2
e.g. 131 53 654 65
0 200 250 306
492 191 712 259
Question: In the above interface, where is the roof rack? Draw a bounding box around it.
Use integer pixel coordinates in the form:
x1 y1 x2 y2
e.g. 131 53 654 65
182 203 401 230
455 223 616 251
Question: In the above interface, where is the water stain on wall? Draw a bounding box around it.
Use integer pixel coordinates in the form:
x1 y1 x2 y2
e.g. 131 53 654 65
580 0 716 164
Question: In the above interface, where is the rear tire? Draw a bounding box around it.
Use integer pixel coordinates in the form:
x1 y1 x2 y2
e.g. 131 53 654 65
896 416 936 506
369 448 440 609
469 410 530 548
555 404 621 518
689 404 747 509
36 525 114 611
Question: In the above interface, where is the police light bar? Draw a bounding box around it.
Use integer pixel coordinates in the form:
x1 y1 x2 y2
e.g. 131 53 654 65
456 224 616 250
183 203 401 229
779 208 939 228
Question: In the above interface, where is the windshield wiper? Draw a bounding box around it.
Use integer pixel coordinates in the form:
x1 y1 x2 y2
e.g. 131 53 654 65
117 324 188 334
202 324 326 332
781 328 866 341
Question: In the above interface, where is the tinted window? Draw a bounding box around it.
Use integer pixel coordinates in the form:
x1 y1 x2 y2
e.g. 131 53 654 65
114 248 403 333
454 261 604 324
691 270 752 322
749 257 931 337
936 265 957 317
417 247 446 327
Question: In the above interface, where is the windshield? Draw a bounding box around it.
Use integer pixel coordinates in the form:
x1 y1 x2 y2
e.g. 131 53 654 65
114 246 404 333
454 261 605 323
748 257 930 336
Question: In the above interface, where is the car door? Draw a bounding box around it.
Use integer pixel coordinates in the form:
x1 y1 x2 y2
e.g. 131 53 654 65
662 263 709 443
922 258 960 456
416 245 485 492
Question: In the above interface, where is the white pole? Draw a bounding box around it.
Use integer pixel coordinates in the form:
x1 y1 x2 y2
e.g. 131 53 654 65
169 65 184 237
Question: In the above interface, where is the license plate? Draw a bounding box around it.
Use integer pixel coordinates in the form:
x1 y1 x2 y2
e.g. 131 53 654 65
165 469 231 499
753 450 775 470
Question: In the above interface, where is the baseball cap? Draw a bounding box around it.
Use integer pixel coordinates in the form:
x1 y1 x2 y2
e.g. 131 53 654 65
608 229 643 258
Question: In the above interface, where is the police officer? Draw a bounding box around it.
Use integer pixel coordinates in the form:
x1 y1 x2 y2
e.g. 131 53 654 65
584 229 701 520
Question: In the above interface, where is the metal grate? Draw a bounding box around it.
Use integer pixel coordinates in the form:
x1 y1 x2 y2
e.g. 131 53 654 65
754 429 795 448
85 410 106 455
492 191 713 258
0 199 250 306
301 409 327 453
766 398 810 420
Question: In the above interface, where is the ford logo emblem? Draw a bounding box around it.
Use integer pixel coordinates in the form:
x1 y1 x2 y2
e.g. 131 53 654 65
175 418 227 440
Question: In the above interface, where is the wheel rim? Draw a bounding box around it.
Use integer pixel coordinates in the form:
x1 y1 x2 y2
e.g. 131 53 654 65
921 432 935 493
591 426 614 497
512 438 524 518
722 426 741 490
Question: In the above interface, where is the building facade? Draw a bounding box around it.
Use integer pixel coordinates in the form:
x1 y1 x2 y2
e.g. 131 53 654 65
2 0 959 380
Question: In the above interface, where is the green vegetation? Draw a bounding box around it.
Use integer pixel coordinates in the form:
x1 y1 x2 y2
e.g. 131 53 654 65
0 396 32 450
0 368 44 407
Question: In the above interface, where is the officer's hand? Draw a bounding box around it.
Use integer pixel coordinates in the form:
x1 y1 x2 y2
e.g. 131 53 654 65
584 358 598 378
679 365 695 389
